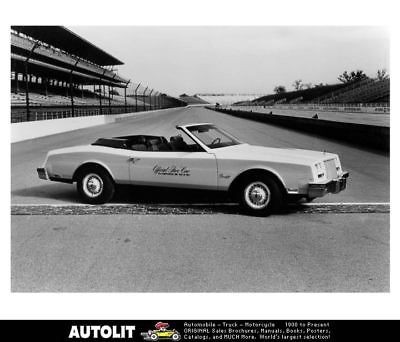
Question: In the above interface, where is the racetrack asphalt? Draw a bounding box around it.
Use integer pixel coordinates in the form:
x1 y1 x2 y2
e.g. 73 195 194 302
12 213 389 292
10 106 390 292
11 106 389 204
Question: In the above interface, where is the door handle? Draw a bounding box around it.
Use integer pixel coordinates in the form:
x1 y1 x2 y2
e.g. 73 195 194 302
128 157 141 163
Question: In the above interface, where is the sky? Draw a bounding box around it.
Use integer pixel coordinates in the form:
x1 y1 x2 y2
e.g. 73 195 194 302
70 26 390 97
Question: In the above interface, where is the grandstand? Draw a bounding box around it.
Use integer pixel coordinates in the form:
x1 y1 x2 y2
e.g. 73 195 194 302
11 26 185 123
236 77 390 108
196 94 266 105
179 94 209 105
316 78 390 104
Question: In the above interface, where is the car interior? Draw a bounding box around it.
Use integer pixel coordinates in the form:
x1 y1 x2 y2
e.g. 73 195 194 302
92 134 203 152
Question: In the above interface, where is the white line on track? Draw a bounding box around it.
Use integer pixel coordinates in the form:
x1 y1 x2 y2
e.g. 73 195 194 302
11 202 390 207
301 202 390 206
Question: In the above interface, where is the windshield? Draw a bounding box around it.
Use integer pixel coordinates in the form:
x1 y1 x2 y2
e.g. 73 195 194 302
186 125 242 149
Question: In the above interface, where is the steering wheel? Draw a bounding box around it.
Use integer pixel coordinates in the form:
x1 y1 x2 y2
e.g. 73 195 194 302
210 137 221 145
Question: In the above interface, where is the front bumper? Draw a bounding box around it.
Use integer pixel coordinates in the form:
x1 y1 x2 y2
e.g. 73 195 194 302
37 167 48 180
308 171 349 198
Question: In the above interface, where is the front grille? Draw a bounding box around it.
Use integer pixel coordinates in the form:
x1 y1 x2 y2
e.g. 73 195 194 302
324 159 338 179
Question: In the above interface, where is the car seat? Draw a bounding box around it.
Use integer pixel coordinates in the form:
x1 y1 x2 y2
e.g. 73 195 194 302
148 139 160 151
169 135 188 151
157 137 171 151
130 136 149 151
130 143 147 151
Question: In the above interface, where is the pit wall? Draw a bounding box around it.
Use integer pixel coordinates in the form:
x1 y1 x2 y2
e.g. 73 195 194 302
211 107 389 151
11 107 179 143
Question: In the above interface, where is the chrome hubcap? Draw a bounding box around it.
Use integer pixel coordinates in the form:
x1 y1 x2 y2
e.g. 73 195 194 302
244 182 271 209
82 173 103 198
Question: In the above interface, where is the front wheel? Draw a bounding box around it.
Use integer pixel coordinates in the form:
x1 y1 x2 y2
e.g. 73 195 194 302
237 176 283 216
76 168 115 204
172 333 181 341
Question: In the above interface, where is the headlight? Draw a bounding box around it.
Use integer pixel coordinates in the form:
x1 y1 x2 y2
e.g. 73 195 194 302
314 162 326 179
334 156 342 173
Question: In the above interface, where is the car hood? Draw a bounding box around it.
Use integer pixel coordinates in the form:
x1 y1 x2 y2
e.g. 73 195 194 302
212 144 337 165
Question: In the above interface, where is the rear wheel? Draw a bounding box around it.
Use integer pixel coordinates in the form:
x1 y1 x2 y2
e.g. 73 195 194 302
237 176 283 216
150 333 159 341
76 167 115 204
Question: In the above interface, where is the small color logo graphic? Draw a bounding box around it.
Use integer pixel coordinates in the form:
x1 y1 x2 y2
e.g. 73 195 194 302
141 322 181 341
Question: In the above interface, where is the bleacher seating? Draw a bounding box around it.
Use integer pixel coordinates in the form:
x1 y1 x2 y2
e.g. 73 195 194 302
179 95 209 105
10 27 181 123
196 94 264 105
289 96 303 104
314 78 373 103
243 79 389 106
11 89 147 107
320 79 390 104
11 32 127 84
249 83 349 105
373 95 390 103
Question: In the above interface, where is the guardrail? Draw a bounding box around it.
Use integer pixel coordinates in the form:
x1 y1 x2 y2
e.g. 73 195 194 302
232 103 390 114
11 107 180 143
11 105 150 123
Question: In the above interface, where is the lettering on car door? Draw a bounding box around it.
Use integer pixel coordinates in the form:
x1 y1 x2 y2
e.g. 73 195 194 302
128 151 218 189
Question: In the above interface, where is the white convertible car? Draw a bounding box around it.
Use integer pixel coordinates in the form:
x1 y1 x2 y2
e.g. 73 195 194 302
37 123 349 215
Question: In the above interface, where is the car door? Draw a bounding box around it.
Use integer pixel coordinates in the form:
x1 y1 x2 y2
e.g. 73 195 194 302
128 150 218 190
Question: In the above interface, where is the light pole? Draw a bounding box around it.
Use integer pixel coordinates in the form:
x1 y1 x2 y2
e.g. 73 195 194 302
99 69 106 115
149 89 153 111
24 41 39 121
124 80 130 113
160 93 164 109
134 82 141 112
143 86 148 111
154 91 159 109
98 83 102 115
69 59 79 118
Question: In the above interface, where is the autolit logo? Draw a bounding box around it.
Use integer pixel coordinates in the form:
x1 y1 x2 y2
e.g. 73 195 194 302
140 322 181 341
68 325 136 339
